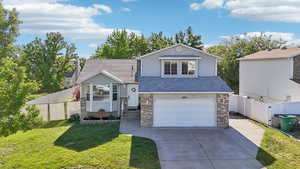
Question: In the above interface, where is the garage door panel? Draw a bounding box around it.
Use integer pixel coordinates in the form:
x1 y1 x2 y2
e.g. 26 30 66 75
153 96 216 127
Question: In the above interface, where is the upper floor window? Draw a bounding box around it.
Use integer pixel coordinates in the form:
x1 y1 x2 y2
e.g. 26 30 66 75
182 61 196 75
164 61 177 75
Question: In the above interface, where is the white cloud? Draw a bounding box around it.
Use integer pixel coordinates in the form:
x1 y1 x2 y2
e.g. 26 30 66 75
219 32 300 47
121 0 136 2
89 43 98 49
121 7 131 12
190 0 224 10
93 4 112 14
221 32 295 41
190 0 300 23
225 0 300 23
3 0 139 40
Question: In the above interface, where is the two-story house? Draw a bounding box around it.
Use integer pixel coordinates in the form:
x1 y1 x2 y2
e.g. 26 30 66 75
77 44 232 128
239 47 300 103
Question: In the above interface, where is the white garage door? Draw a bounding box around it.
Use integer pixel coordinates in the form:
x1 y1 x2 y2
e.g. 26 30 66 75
153 95 216 127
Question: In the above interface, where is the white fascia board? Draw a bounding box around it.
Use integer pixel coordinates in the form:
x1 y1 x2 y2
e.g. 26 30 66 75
101 70 123 83
159 57 202 60
139 92 233 94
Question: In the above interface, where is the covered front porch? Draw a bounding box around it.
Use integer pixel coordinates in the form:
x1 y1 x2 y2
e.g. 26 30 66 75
79 72 127 120
79 71 139 121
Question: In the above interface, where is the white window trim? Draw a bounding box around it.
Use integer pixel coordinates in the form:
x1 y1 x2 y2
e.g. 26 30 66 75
180 60 198 77
161 59 198 78
161 60 179 77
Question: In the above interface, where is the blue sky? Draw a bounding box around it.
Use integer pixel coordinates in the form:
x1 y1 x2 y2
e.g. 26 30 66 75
3 0 300 57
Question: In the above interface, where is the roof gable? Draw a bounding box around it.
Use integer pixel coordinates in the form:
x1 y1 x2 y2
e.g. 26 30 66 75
138 43 220 60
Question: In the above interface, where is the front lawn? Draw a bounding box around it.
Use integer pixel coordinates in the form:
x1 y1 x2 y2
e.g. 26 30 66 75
256 123 300 169
0 121 160 169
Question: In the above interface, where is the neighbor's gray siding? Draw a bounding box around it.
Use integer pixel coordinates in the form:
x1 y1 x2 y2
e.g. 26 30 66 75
294 55 300 80
141 46 217 77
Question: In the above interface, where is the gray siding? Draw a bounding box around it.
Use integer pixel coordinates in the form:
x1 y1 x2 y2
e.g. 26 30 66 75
294 55 300 80
141 45 217 77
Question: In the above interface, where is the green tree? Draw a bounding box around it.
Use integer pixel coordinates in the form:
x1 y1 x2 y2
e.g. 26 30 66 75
0 2 21 60
93 27 204 59
0 59 39 117
21 32 78 92
208 34 286 92
79 57 86 71
148 32 174 51
175 26 204 50
94 30 149 59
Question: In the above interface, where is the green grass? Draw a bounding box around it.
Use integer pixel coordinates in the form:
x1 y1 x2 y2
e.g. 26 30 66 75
290 126 300 140
0 121 160 169
255 122 300 169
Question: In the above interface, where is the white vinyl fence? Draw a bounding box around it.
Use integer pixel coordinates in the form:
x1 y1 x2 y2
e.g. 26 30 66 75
25 101 80 121
229 95 300 125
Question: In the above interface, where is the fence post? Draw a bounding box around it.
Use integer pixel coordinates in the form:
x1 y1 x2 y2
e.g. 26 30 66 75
47 104 50 121
64 102 68 120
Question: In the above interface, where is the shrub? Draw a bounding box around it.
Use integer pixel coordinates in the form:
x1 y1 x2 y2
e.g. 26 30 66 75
0 105 43 137
69 113 80 122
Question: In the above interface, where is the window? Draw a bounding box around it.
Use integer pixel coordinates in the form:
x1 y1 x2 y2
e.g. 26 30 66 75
164 62 171 75
87 85 110 101
182 61 196 75
113 85 118 101
164 61 177 75
171 62 177 75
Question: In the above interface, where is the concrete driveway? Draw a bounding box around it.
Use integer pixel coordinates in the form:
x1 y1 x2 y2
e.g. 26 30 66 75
120 118 266 169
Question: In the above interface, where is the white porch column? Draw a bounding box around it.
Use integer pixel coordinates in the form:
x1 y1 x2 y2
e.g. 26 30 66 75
109 83 113 112
89 83 93 112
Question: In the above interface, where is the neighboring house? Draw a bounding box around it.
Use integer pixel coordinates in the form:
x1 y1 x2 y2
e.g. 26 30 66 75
64 62 81 88
64 72 75 88
239 47 300 103
77 44 232 127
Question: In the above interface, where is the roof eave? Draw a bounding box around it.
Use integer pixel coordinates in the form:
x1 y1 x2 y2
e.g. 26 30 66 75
139 91 233 94
238 57 292 61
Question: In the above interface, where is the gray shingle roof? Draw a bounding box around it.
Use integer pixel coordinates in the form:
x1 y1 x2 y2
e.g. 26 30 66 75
139 76 232 93
159 55 200 58
77 59 136 84
239 47 300 60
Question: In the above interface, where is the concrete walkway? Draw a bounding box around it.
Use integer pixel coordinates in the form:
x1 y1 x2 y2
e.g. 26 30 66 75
120 117 266 169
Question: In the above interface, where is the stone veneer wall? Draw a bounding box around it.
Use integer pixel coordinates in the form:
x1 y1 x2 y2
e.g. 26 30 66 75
140 94 153 127
216 94 229 128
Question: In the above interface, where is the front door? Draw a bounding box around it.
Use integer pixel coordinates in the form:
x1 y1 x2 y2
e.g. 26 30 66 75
127 84 139 108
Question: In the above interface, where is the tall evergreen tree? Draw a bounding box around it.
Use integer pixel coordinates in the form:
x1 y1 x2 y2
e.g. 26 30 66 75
175 26 204 50
0 2 21 60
